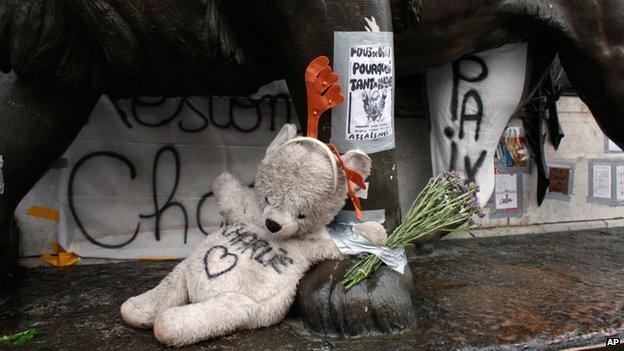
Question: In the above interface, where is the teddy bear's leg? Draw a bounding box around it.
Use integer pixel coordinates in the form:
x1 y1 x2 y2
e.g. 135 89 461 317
212 171 262 226
120 262 189 329
153 292 257 347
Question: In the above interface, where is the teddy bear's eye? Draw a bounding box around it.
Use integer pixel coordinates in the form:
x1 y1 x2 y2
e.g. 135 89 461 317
298 214 306 219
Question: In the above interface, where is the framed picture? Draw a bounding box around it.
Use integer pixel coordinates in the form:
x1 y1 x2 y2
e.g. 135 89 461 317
587 159 624 206
616 165 624 205
495 120 531 174
488 172 523 219
544 162 575 201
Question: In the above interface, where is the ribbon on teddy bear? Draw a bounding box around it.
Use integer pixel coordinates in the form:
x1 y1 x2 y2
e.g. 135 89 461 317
305 56 366 220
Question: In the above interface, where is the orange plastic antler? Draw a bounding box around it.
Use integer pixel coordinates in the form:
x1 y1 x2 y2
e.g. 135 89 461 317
305 56 345 138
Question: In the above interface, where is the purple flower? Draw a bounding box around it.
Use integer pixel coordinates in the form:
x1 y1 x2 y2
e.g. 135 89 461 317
442 170 461 180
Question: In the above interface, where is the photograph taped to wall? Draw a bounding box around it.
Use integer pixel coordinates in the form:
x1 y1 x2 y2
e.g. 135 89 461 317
617 166 624 203
495 174 519 210
586 159 624 206
545 162 575 202
593 165 612 199
495 119 531 174
549 168 570 195
489 171 523 219
346 44 394 141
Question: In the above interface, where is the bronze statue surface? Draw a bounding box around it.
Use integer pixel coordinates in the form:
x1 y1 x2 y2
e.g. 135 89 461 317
1 0 624 336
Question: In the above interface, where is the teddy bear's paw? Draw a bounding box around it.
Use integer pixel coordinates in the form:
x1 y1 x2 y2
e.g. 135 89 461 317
153 308 191 347
120 296 156 329
355 222 388 246
212 171 238 197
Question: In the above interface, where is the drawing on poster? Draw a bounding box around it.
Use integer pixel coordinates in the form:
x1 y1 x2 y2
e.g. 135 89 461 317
548 167 571 195
617 166 624 201
496 122 529 168
593 164 612 199
494 173 518 210
346 45 393 141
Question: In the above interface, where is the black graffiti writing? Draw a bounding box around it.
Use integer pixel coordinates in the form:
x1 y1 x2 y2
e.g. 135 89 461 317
349 76 393 91
449 141 458 171
138 146 188 243
445 54 489 178
458 90 484 141
352 62 391 76
451 55 487 120
222 225 294 274
347 130 391 140
350 46 391 58
265 249 295 274
110 94 293 133
451 54 487 141
204 245 239 279
68 152 141 249
68 145 229 249
465 150 487 182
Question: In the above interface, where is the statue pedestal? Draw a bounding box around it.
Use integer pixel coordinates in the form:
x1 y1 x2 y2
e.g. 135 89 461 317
296 259 417 336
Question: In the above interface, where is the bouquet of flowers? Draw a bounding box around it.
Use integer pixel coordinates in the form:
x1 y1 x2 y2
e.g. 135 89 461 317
342 171 484 290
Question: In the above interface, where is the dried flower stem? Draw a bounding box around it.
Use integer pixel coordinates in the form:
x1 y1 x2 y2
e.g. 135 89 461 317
342 172 484 290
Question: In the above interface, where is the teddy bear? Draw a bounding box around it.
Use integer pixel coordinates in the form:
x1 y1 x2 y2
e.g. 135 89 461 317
120 123 388 347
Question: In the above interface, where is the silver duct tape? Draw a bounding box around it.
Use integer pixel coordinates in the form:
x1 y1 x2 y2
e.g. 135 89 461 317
332 31 396 154
328 221 407 274
0 155 4 195
335 209 386 224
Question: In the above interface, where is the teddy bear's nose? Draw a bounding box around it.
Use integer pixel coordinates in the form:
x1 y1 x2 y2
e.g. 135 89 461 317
265 219 282 233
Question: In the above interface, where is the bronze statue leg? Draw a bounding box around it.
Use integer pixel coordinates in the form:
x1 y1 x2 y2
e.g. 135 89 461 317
553 1 624 148
559 48 624 148
0 72 99 279
242 0 415 337
246 0 400 228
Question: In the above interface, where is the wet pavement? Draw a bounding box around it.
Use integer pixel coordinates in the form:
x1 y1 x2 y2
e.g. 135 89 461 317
2 228 624 350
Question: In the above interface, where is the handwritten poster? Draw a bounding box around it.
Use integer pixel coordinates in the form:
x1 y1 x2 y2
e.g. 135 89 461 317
593 165 612 199
548 167 570 195
617 166 624 201
346 45 394 141
494 173 519 210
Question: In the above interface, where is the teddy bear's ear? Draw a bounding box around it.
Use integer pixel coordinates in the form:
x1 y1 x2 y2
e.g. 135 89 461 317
266 123 297 156
343 150 372 180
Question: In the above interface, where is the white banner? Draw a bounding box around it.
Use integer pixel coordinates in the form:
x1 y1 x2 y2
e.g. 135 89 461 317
55 83 296 259
427 43 528 205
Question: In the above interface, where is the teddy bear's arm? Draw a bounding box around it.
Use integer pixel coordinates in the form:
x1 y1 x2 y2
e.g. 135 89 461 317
308 223 388 263
303 227 345 262
212 171 262 226
355 221 388 246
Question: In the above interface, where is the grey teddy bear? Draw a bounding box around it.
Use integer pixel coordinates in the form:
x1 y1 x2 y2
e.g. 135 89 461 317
120 123 387 346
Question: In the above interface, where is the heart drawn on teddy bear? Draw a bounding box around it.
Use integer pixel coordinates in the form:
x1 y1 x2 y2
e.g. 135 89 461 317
204 245 238 279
